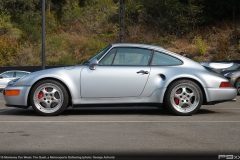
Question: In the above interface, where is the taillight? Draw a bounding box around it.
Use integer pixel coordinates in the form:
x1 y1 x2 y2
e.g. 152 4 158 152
219 82 231 88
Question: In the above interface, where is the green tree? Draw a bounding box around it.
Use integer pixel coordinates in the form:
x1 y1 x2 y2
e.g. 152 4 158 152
126 0 204 37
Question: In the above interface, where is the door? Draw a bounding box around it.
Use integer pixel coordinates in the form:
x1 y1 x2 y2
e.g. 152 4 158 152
81 47 152 98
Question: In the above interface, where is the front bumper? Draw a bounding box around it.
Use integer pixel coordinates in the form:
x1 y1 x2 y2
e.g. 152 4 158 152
205 87 237 102
3 86 31 107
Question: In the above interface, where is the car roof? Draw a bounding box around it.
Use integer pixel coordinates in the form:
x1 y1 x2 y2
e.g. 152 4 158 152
111 43 164 50
110 43 186 59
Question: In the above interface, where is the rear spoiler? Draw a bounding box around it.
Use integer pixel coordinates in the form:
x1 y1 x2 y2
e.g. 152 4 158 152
199 62 233 73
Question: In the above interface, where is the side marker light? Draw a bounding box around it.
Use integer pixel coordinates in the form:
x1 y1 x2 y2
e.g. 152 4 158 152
4 90 20 96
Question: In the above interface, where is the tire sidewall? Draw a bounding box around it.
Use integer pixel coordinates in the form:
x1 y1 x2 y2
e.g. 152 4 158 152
165 80 203 116
235 78 240 95
30 80 69 116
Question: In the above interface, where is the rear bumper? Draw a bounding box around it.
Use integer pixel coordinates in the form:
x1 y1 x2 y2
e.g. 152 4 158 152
204 87 237 102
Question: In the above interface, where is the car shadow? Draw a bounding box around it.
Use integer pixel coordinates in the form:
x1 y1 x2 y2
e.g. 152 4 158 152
0 106 216 116
195 109 216 114
62 106 169 116
0 107 167 116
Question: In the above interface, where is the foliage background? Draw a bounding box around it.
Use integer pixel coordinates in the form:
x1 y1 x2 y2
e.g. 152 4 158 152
0 0 240 66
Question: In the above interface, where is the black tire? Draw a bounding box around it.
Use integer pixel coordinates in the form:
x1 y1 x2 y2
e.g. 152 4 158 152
164 80 203 116
30 79 69 116
235 78 240 95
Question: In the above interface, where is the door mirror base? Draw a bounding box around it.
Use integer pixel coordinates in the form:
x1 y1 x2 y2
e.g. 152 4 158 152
89 59 99 70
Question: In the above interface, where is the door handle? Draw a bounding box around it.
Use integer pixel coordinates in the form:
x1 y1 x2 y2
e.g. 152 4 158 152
137 70 149 74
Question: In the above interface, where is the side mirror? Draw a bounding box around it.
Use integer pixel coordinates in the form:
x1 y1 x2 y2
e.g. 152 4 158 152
0 75 3 79
89 59 99 70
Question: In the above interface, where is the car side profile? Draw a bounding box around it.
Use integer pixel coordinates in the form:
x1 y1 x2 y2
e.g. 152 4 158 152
3 43 237 116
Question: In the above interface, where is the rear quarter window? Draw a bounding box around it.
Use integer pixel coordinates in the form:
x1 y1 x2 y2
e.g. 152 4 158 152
151 51 182 66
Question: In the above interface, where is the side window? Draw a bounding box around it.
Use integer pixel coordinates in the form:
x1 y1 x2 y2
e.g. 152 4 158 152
99 49 117 66
3 72 14 78
1 74 8 78
16 72 28 77
112 48 151 66
151 51 182 66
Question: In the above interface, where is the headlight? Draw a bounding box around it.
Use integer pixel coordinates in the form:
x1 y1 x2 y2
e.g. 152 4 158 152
224 72 235 76
7 78 20 87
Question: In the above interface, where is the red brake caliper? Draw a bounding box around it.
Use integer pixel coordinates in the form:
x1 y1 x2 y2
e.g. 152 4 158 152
174 98 179 105
38 91 43 99
38 87 48 99
174 91 179 105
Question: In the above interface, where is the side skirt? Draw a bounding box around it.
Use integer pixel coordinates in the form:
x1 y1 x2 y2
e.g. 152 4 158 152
72 103 162 108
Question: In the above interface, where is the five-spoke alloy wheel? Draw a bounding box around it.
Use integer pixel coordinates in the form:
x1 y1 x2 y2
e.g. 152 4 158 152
30 80 69 116
165 80 203 116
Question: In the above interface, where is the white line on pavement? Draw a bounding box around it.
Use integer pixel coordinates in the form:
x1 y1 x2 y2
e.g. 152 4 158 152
0 121 240 123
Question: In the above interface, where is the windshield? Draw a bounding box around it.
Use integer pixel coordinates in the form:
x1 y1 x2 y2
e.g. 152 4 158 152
84 45 112 64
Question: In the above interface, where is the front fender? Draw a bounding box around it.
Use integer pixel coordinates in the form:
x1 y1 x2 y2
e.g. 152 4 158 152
13 67 84 100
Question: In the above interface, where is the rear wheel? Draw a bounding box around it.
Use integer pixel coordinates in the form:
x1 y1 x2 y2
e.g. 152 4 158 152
30 80 69 116
165 80 203 116
235 78 240 95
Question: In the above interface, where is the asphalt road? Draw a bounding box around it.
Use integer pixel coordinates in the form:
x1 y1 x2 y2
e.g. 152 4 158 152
0 93 240 160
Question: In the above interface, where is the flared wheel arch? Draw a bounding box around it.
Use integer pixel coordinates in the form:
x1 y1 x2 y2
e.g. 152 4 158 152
27 78 72 107
163 78 207 105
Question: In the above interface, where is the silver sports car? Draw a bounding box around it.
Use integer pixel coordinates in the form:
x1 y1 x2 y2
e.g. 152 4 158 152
3 43 237 116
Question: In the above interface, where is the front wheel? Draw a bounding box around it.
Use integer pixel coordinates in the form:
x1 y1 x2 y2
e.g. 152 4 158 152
165 80 203 116
30 80 69 116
